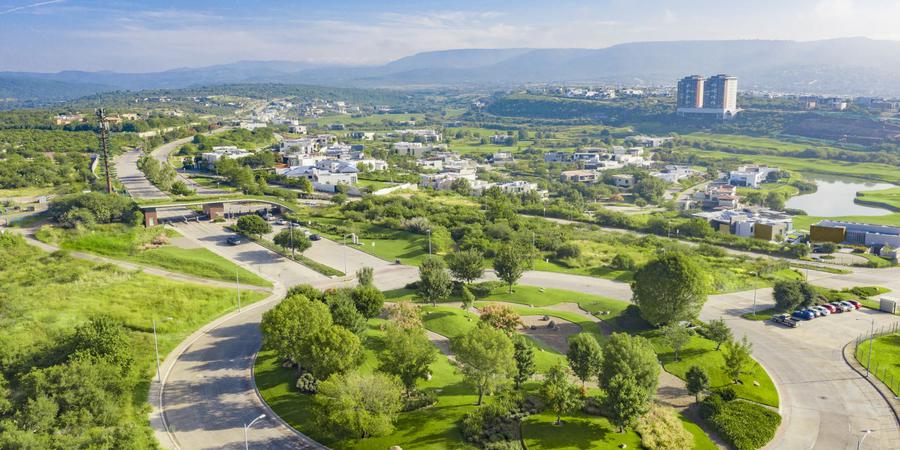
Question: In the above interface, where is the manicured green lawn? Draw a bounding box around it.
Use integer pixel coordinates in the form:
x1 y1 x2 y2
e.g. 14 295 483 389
793 213 900 231
309 216 429 265
522 412 642 450
855 332 900 396
680 412 719 450
646 333 779 408
855 187 900 211
35 224 271 286
742 307 778 321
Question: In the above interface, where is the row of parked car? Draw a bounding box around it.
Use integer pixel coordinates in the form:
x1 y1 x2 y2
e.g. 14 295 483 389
771 300 863 328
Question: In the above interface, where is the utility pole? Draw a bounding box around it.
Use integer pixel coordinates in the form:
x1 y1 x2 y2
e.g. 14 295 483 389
96 108 113 194
236 267 242 312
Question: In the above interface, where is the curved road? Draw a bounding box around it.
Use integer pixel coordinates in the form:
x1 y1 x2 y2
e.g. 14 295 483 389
153 220 900 449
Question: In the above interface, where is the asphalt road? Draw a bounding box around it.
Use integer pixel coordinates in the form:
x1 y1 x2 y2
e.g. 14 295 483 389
114 148 169 200
150 128 233 196
155 220 900 450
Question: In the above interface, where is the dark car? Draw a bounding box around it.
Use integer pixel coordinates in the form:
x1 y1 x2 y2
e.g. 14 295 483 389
309 234 321 241
792 310 815 320
771 314 799 328
226 236 244 246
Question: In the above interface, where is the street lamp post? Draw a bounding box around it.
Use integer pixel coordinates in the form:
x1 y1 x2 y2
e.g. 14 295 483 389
236 267 241 312
244 414 266 450
749 271 758 316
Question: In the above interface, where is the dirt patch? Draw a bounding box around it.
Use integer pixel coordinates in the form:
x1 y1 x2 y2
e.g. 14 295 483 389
519 315 581 354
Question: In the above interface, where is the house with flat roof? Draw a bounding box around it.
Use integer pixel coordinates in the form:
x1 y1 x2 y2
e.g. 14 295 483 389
810 221 900 247
728 165 778 188
694 207 793 241
560 170 600 183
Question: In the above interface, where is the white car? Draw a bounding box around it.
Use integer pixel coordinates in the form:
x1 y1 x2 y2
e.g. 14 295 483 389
811 306 829 316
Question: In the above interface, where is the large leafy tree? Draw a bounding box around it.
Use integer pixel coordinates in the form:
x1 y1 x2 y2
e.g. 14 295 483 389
314 371 403 439
273 228 311 252
604 373 651 433
705 319 732 351
417 255 452 306
512 335 535 390
631 251 709 326
600 333 660 396
306 325 364 380
235 214 271 237
351 285 385 319
326 292 367 336
567 333 604 388
260 294 332 364
378 325 438 394
71 316 134 376
386 300 422 330
445 249 485 285
540 363 582 425
451 325 515 405
493 244 532 293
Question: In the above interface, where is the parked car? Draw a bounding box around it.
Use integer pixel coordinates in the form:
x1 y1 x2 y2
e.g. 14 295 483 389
226 235 244 246
846 300 862 310
772 314 799 328
839 301 856 311
830 302 850 312
309 234 321 241
811 306 830 316
820 303 837 314
806 308 822 317
792 310 815 320
275 219 287 225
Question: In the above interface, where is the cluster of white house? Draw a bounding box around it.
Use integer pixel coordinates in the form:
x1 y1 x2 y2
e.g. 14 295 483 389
416 152 545 197
275 136 388 193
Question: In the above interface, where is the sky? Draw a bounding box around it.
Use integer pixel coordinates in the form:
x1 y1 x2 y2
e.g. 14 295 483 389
1 0 899 72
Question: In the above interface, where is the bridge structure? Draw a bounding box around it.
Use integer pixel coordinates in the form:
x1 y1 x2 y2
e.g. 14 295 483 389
138 198 296 227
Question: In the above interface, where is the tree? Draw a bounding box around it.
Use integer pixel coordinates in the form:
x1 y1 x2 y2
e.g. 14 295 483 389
631 251 709 326
260 294 332 364
378 325 438 394
331 193 348 205
634 176 667 203
567 334 603 388
479 303 523 334
451 325 515 405
723 336 753 383
356 266 374 286
235 214 271 237
273 227 311 252
451 177 472 195
314 371 403 439
512 335 535 389
685 366 709 403
604 373 651 432
540 363 582 425
636 404 694 450
306 325 364 380
417 255 452 306
326 292 367 336
773 280 809 311
493 244 532 293
351 285 384 319
705 319 732 351
600 333 660 396
386 300 422 330
765 191 785 210
461 285 476 310
445 249 485 285
71 316 134 375
661 323 692 362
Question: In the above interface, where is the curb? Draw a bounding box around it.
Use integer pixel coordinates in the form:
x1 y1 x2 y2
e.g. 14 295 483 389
841 338 900 427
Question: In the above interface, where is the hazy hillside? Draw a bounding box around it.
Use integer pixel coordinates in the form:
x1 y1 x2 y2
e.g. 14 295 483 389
3 38 900 106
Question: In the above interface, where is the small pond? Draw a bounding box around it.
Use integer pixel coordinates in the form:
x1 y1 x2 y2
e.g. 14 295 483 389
785 177 895 217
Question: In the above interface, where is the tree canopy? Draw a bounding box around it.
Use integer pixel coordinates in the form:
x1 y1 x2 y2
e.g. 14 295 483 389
631 251 709 326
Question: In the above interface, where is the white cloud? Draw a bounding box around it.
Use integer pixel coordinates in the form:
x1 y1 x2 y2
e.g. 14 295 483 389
0 0 64 16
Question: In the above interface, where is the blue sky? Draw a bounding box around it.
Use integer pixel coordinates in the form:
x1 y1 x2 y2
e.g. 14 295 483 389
0 0 897 72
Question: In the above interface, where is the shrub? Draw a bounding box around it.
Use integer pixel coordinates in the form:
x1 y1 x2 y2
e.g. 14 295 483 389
555 242 582 259
636 404 693 450
709 400 781 450
699 392 725 419
295 372 318 394
460 402 518 447
609 253 636 270
469 281 505 298
717 386 737 401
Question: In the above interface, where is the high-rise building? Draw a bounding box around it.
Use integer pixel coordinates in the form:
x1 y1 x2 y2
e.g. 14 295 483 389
676 74 739 119
676 75 704 109
703 74 738 114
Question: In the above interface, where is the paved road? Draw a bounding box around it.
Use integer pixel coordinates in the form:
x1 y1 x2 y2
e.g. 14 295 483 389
156 219 900 450
115 148 170 200
153 221 417 449
151 129 232 196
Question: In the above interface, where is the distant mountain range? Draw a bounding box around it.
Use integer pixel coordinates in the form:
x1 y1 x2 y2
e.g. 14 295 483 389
3 38 900 107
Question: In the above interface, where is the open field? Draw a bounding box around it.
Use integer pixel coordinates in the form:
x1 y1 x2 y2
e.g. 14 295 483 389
315 113 426 126
792 213 900 231
855 332 900 395
34 223 272 286
855 187 900 211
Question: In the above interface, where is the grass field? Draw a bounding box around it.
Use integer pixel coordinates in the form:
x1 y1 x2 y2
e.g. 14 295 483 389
35 223 272 286
855 187 900 211
646 332 780 407
309 216 429 265
0 186 58 199
855 332 900 395
315 113 426 126
792 213 900 231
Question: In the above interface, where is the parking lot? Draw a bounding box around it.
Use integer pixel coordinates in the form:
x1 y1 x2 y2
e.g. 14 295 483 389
703 287 900 450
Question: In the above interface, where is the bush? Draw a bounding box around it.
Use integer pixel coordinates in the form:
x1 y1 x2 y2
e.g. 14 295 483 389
469 281 505 298
295 372 318 394
609 253 636 271
709 400 781 450
402 389 438 412
555 242 582 259
717 386 737 401
699 392 725 420
460 402 518 447
636 404 693 450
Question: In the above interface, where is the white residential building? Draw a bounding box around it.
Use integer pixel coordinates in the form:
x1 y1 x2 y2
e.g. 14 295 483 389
393 142 430 157
280 138 318 154
728 165 778 188
612 174 636 189
201 146 253 165
496 180 539 194
395 129 442 142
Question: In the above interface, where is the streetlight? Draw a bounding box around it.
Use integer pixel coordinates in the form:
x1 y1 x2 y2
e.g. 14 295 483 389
236 267 241 312
857 429 872 450
244 414 266 450
749 271 759 316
